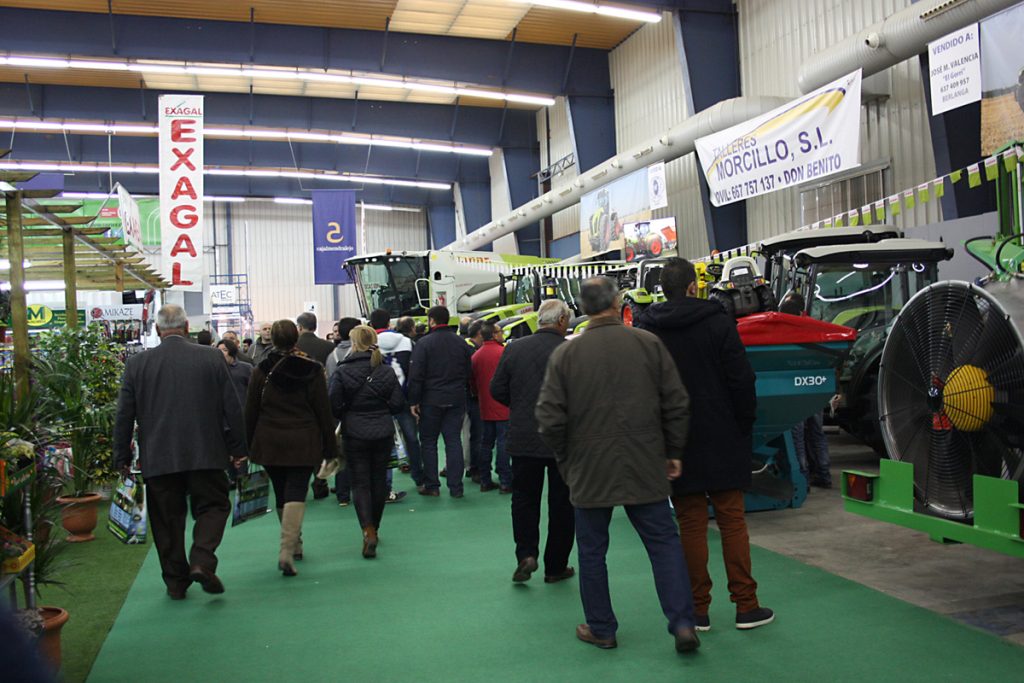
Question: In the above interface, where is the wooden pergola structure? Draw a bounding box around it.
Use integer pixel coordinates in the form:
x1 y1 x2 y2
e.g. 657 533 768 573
1 148 170 397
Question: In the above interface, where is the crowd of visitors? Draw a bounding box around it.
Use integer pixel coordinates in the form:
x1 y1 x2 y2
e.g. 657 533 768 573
111 257 776 657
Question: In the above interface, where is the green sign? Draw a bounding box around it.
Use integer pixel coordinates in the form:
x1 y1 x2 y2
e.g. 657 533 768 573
44 197 162 248
2 463 34 496
6 305 87 330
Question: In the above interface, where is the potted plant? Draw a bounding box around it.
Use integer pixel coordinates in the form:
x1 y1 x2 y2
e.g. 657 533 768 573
34 326 123 542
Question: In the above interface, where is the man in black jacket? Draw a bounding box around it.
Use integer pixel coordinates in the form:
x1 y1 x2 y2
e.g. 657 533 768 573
113 305 247 599
490 299 575 584
295 312 336 366
637 257 774 632
408 306 474 497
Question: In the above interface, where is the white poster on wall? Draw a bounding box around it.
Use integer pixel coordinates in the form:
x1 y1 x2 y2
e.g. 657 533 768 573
116 185 143 255
210 285 237 306
159 95 204 291
695 69 862 207
928 24 982 115
648 161 668 210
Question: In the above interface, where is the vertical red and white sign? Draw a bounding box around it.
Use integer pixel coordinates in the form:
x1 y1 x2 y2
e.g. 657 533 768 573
159 95 204 291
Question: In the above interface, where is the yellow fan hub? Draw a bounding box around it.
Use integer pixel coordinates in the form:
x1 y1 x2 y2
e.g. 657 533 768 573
943 364 994 432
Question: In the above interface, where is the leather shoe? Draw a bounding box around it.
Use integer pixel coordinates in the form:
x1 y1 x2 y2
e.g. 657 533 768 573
512 556 538 583
576 624 617 649
167 588 187 600
188 565 225 594
674 626 701 653
479 482 499 492
544 567 576 584
417 486 440 497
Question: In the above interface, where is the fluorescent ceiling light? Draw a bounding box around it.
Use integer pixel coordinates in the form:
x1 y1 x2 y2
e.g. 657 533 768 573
0 161 451 191
273 197 312 205
1 280 66 291
205 196 246 203
0 118 492 157
0 259 32 270
514 0 661 23
0 53 556 107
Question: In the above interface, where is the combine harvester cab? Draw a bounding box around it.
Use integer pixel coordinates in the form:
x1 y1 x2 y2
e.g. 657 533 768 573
735 312 857 512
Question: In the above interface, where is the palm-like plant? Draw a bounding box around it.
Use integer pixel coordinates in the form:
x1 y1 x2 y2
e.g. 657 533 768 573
33 326 124 497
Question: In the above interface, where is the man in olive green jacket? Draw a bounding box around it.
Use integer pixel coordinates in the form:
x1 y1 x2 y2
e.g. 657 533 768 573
536 276 700 655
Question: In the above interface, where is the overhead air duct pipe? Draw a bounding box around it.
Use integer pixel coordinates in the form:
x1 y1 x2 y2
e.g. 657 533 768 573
798 0 1017 93
443 96 786 252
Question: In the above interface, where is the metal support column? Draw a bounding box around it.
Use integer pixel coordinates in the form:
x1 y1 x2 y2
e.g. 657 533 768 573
4 192 30 400
62 228 78 327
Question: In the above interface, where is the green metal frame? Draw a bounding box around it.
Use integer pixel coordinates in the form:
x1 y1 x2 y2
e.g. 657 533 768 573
843 460 1024 558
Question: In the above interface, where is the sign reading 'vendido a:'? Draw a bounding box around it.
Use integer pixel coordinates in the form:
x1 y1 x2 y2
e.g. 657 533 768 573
159 95 204 290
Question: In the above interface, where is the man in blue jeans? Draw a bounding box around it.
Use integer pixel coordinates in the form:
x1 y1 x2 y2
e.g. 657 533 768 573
408 306 474 498
536 277 700 654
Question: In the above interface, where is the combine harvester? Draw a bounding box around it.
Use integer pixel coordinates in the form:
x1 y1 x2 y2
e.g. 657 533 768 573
343 250 555 322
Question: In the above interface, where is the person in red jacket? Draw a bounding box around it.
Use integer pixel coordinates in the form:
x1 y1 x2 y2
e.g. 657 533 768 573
472 321 511 492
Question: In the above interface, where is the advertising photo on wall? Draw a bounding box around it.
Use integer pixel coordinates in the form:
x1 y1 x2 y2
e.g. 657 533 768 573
980 4 1024 155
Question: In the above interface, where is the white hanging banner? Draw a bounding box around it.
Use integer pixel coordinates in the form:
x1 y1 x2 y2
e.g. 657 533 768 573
159 95 204 291
928 24 981 116
647 160 668 210
116 184 143 255
695 69 862 207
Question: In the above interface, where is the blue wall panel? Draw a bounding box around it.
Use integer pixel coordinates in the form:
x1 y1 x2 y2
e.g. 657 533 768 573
568 96 616 173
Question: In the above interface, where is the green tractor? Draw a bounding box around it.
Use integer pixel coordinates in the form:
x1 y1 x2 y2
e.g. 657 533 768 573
610 258 670 326
789 238 954 453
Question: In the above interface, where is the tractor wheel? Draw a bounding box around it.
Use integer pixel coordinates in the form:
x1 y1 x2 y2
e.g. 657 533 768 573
649 236 663 257
709 290 736 318
625 246 636 261
756 285 777 313
621 301 644 327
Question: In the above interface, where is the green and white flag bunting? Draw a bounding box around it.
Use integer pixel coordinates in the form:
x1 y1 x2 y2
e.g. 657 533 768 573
795 146 1021 233
1004 149 1018 172
888 195 901 216
968 163 982 187
984 156 999 181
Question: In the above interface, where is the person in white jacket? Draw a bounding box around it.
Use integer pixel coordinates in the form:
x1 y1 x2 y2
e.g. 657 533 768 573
370 309 420 502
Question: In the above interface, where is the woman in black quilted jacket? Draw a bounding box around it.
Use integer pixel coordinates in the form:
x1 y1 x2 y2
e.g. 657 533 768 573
328 325 407 558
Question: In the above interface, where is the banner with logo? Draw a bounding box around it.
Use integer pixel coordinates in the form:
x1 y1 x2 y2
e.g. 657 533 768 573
15 305 86 331
312 190 357 285
159 95 204 291
579 165 666 258
695 70 862 207
116 185 144 255
980 4 1024 155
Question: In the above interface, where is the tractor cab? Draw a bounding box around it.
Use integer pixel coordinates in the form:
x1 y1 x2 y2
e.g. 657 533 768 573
791 238 954 451
759 225 900 304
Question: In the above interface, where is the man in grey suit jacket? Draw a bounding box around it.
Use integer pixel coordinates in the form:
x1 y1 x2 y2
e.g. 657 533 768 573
113 304 247 600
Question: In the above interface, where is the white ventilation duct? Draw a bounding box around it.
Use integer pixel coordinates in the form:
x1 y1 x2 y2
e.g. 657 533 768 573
443 96 786 251
798 0 1016 93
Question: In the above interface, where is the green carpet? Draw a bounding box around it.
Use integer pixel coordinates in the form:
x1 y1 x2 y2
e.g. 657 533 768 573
86 472 1024 682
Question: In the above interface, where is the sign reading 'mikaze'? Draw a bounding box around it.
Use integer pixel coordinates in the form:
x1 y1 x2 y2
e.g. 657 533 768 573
159 95 204 290
695 70 862 207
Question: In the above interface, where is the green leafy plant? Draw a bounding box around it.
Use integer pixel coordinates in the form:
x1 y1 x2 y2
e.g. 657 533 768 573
34 325 124 497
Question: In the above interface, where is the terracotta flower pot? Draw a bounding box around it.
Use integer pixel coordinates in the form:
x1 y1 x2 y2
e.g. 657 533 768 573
37 606 70 670
56 493 102 542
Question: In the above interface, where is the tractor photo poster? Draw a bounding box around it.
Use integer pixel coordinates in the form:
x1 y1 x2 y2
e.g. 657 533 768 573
623 217 678 262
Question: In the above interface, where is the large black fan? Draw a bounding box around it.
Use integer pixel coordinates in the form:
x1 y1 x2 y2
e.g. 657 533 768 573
878 280 1024 521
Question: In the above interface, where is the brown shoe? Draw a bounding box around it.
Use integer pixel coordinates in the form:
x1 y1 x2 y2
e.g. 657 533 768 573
417 486 440 497
674 626 701 653
188 565 225 594
576 624 617 649
167 588 187 600
362 526 378 559
512 556 538 583
544 567 576 584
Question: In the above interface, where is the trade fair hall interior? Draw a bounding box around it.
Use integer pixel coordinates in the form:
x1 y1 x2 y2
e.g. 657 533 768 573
2 0 1024 681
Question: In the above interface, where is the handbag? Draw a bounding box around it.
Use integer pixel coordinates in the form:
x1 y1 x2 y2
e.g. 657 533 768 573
316 456 342 480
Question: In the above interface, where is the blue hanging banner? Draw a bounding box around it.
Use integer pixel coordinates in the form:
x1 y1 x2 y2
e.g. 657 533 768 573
312 190 357 284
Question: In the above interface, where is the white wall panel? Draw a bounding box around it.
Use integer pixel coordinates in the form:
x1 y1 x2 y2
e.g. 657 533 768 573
610 15 710 259
737 0 941 242
216 202 427 329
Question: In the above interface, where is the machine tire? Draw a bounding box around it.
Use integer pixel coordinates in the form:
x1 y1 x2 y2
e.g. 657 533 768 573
756 285 778 312
650 237 663 257
621 300 644 327
709 290 736 318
